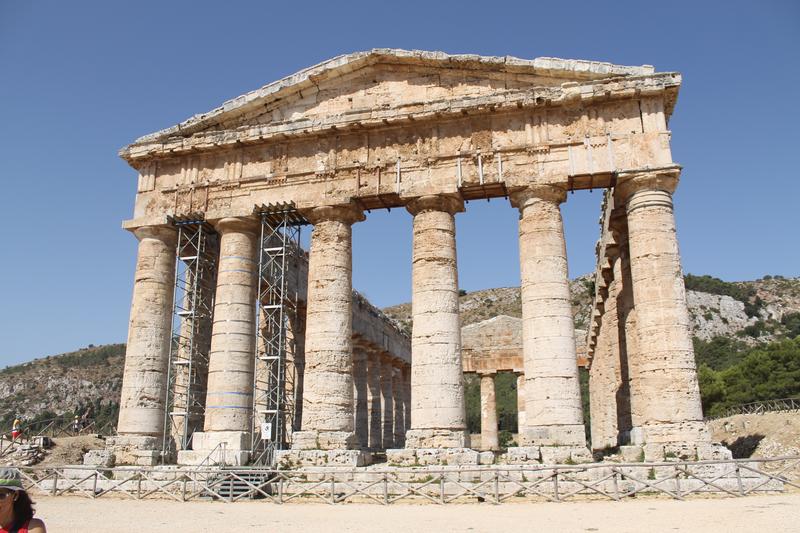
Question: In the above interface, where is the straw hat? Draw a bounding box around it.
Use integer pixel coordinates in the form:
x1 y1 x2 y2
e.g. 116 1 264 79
0 468 23 491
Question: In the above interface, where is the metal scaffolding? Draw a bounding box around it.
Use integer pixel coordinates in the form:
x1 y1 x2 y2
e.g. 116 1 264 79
251 203 308 465
162 215 219 461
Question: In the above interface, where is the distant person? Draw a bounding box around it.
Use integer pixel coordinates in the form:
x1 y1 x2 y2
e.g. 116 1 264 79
10 421 20 441
80 407 92 429
0 468 46 532
71 417 80 434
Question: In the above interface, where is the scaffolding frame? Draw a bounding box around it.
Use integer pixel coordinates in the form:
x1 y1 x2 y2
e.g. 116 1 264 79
162 215 219 461
251 203 308 465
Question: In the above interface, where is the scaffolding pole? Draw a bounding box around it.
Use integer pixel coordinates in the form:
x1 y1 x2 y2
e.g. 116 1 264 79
251 203 307 465
162 215 219 462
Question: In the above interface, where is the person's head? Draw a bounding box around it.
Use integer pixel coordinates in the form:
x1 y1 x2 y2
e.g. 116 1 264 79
0 468 34 525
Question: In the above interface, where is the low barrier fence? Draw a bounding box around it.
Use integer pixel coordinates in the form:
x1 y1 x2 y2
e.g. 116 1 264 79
17 456 800 504
707 398 800 420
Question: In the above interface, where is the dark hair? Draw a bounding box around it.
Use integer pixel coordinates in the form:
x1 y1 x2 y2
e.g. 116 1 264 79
12 490 34 527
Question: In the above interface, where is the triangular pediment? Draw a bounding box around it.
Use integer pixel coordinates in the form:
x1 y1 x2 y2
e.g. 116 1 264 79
124 49 655 154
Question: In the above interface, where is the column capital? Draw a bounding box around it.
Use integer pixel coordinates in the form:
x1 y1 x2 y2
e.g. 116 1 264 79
508 184 567 210
615 167 681 205
302 202 365 225
132 225 177 245
405 194 464 216
212 216 260 235
477 370 497 377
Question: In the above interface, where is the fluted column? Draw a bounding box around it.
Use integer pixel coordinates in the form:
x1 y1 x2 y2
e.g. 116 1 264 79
405 194 468 449
380 355 395 449
480 373 499 451
615 170 709 445
294 204 364 450
117 226 177 439
353 348 369 449
367 352 382 450
510 185 586 448
392 363 405 447
203 217 259 433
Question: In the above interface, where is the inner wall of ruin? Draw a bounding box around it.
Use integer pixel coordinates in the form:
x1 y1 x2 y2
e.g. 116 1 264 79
110 50 726 467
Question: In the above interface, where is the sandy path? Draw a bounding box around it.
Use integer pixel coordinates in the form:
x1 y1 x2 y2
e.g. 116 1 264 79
31 493 799 532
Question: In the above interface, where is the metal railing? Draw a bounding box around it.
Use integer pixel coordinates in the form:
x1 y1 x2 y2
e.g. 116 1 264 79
707 398 800 420
16 456 799 504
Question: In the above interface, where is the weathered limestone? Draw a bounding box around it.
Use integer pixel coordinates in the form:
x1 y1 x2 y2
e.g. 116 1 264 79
589 257 622 451
405 195 468 449
380 355 395 449
510 185 587 452
480 373 499 451
516 373 526 429
615 171 709 447
366 352 382 450
111 226 177 465
116 50 717 468
180 217 259 466
293 204 365 451
392 364 405 448
353 349 369 449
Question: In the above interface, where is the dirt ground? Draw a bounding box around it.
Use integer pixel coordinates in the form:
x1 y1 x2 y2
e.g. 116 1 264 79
38 435 106 466
31 493 800 533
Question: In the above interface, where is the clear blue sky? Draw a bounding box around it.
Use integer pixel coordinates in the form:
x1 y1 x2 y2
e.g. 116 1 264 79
1 0 798 366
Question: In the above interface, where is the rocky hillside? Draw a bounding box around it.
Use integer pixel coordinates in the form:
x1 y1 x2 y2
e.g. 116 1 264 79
383 275 800 345
0 344 124 432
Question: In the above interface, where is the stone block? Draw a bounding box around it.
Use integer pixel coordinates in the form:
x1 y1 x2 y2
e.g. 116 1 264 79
177 449 249 466
290 431 319 450
518 424 586 447
539 445 593 465
83 449 115 468
695 443 733 461
191 431 249 452
504 446 541 464
478 451 495 465
619 445 645 463
405 429 468 449
386 448 416 466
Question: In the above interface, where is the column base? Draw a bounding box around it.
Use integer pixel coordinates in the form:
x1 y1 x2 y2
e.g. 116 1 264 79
518 424 587 447
275 449 372 468
177 431 250 466
291 430 358 450
629 421 711 445
105 435 162 466
504 445 593 465
387 448 492 466
619 442 732 462
405 429 469 449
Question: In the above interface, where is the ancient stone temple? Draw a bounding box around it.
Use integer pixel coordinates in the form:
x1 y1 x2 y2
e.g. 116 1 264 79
110 49 725 467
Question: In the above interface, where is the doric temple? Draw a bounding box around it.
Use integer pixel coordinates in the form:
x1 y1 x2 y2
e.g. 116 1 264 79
109 49 729 467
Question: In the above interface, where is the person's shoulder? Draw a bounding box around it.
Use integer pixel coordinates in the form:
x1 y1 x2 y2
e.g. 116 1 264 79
27 518 47 533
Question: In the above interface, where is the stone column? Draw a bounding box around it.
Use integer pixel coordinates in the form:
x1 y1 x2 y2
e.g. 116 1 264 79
392 363 405 447
182 217 258 465
589 259 622 451
367 351 383 450
380 355 395 449
405 195 468 449
353 348 369 449
480 373 499 451
114 225 176 464
615 170 709 446
293 204 364 451
510 185 588 454
516 372 526 430
403 365 412 434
